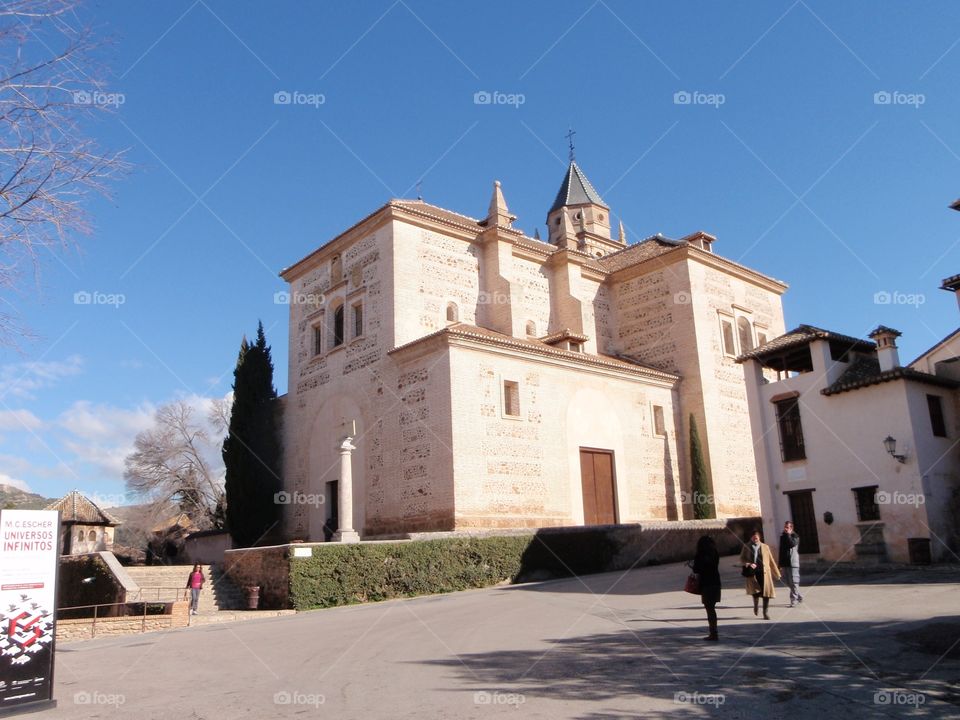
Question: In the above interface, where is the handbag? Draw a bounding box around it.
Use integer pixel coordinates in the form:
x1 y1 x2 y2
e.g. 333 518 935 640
741 564 756 577
684 573 701 594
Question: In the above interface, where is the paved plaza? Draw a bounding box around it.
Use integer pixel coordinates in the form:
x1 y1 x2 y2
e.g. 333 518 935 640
36 561 960 719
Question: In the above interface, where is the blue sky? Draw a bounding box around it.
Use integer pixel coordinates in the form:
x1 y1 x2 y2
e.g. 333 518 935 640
2 0 959 503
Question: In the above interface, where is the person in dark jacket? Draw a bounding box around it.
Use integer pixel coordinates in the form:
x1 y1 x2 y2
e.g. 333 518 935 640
692 535 721 641
778 521 803 607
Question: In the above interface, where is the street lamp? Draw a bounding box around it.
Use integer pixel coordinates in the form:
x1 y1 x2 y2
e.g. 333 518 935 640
883 436 906 463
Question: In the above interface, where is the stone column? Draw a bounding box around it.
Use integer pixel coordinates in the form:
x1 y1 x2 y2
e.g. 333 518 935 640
333 436 360 543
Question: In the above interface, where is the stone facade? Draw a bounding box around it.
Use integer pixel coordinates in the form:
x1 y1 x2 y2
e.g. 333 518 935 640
279 162 787 540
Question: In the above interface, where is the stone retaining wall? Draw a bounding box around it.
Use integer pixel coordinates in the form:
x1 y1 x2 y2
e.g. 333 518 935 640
56 601 189 643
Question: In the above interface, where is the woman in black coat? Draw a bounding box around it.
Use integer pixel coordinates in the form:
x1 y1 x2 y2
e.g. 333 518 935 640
692 535 721 641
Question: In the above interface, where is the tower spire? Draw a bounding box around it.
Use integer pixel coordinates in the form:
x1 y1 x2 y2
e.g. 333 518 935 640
618 220 626 244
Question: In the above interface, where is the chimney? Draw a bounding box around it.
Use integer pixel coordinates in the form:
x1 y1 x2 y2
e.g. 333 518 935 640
869 326 901 372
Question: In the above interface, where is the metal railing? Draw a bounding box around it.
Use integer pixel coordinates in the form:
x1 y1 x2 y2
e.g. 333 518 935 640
57 594 187 638
128 586 189 603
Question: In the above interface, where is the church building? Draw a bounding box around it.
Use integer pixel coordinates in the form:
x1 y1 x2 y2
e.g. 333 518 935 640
278 159 787 541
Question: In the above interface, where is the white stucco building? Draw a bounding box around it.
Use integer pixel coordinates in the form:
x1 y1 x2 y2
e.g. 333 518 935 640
278 160 787 541
739 285 960 563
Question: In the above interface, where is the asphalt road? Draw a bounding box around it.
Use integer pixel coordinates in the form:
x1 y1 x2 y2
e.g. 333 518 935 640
28 561 960 719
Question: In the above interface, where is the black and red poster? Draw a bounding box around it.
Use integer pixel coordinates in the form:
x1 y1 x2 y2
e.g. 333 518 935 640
0 510 59 712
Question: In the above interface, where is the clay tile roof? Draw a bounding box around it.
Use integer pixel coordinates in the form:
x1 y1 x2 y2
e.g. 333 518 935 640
822 365 959 396
549 162 608 213
736 324 876 363
539 329 590 344
597 234 681 272
389 323 678 381
45 490 121 525
390 199 484 231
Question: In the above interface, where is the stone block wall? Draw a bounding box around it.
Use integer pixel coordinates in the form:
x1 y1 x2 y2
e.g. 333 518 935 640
222 545 291 609
56 601 189 643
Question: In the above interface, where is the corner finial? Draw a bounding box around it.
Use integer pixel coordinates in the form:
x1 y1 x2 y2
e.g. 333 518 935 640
486 179 516 228
565 127 576 163
618 220 626 244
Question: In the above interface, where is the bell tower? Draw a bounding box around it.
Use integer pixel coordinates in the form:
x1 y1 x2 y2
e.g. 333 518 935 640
545 154 624 257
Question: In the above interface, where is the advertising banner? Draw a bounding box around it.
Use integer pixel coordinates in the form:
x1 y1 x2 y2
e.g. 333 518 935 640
0 509 59 712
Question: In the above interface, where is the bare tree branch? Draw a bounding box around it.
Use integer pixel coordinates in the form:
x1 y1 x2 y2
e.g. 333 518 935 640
0 0 128 344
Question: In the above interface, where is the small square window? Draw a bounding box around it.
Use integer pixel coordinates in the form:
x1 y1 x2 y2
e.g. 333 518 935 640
503 380 520 417
652 405 666 436
569 342 582 353
853 486 880 522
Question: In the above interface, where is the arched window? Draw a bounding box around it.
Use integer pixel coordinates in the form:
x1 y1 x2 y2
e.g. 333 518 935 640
525 320 536 336
88 529 96 541
737 316 754 353
446 302 458 323
331 305 345 348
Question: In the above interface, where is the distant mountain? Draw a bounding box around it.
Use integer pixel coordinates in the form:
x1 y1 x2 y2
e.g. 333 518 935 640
0 484 58 510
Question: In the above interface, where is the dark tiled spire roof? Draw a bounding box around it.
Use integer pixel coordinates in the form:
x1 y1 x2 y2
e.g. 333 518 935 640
549 162 608 213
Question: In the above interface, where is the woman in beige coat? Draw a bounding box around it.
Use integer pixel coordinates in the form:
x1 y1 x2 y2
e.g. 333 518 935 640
740 530 781 619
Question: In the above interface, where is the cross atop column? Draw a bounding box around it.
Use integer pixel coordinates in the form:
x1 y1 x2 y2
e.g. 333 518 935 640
565 127 577 163
339 417 356 440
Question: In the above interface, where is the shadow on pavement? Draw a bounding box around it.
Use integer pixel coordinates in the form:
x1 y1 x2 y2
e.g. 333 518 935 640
415 615 960 718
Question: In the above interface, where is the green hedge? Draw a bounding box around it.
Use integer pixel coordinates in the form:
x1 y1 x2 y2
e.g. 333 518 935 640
290 536 530 610
288 529 626 610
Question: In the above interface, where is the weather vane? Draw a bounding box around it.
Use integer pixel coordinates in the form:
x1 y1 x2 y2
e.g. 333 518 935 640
565 127 576 162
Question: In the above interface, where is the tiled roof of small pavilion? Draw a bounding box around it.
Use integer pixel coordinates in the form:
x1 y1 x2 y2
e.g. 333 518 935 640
736 324 876 364
45 490 121 525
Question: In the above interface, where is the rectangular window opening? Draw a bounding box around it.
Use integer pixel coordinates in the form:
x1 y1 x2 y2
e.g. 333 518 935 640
503 380 520 418
352 303 364 339
853 485 880 522
652 405 666 436
775 398 806 461
927 394 947 437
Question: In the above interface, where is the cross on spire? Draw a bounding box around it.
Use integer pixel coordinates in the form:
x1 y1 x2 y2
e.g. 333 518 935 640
565 127 576 163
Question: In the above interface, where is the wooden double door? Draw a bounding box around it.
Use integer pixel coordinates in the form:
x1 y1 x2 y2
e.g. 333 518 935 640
580 448 617 525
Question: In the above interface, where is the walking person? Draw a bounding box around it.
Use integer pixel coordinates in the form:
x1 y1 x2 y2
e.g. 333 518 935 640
692 535 721 641
779 521 803 607
740 529 780 620
186 564 204 616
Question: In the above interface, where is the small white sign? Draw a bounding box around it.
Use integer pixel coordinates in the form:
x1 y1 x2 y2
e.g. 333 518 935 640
292 547 313 558
787 467 806 483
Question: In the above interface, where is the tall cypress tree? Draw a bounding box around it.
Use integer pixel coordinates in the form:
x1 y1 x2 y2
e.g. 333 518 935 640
223 322 282 547
689 414 716 520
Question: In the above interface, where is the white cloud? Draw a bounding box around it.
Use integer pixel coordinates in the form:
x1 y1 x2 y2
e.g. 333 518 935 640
0 473 32 493
0 409 43 431
0 355 83 400
57 400 156 479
